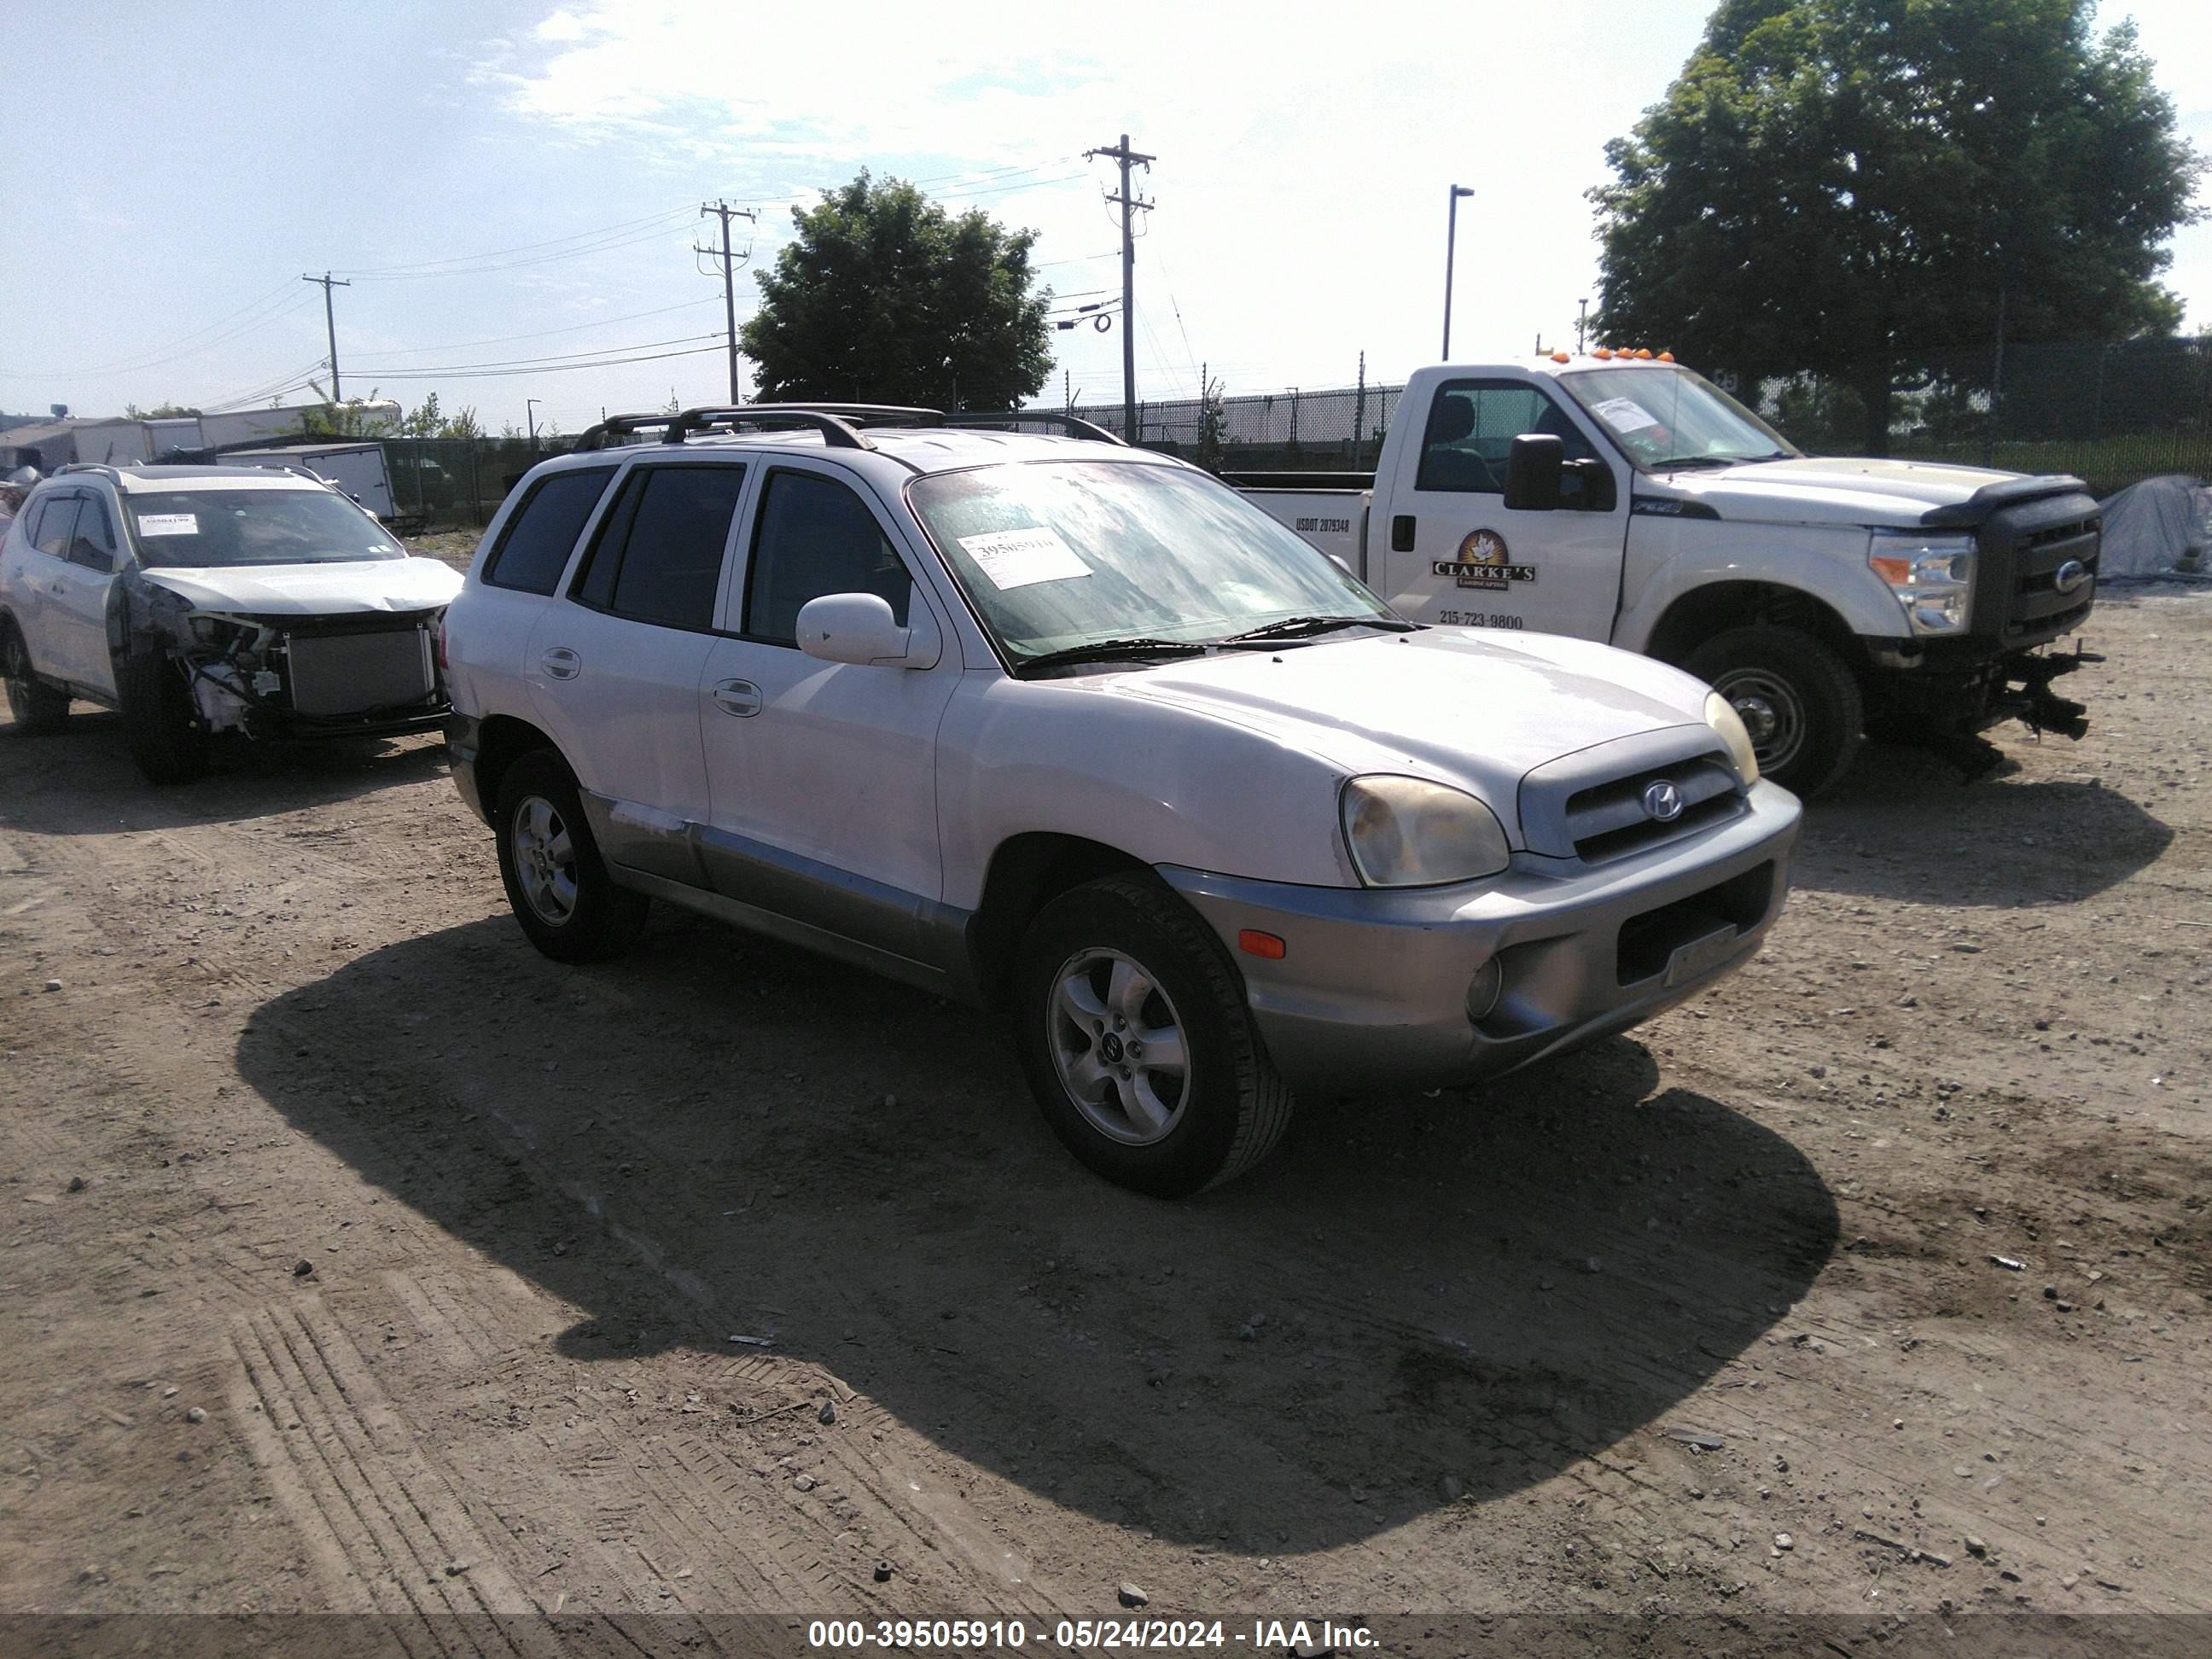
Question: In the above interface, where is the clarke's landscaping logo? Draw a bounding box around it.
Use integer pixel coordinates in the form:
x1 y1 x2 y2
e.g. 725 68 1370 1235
1434 528 1537 591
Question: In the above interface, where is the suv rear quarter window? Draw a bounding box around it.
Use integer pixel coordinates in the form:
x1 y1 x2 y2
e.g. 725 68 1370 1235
483 466 617 594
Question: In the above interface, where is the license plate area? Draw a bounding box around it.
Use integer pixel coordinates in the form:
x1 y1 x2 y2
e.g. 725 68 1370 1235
1616 862 1775 987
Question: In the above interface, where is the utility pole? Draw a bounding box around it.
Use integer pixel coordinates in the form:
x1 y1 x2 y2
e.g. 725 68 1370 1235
1441 185 1473 359
302 271 352 400
697 200 758 405
1576 298 1589 354
526 399 541 454
1353 351 1366 465
1086 134 1154 442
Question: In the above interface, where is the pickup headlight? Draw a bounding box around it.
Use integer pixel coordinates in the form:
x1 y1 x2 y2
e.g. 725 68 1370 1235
1340 775 1511 888
1870 531 1975 634
1703 691 1761 784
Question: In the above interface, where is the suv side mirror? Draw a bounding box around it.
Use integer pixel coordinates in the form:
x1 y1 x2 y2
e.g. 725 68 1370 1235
795 591 940 668
1503 434 1563 512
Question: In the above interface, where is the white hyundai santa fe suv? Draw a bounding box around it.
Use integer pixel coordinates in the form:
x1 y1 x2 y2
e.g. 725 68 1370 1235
441 405 1802 1196
0 463 462 782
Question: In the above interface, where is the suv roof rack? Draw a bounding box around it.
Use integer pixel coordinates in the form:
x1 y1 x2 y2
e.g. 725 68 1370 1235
664 405 877 451
54 462 124 481
573 411 679 451
940 411 1125 445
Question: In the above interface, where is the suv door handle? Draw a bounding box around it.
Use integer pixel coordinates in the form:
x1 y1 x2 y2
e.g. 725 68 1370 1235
712 678 762 718
540 646 581 680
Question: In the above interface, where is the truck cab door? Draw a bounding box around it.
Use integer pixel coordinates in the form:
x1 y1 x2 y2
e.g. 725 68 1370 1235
1379 377 1627 640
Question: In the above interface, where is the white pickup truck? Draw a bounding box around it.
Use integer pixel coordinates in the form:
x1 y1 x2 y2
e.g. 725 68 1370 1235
1239 354 2102 794
441 404 1802 1196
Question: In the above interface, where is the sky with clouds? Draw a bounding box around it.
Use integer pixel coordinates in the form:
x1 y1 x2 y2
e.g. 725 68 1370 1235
3 0 2206 434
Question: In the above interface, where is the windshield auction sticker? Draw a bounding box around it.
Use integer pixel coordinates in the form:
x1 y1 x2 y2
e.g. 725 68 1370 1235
1591 397 1662 435
135 513 201 536
958 526 1091 590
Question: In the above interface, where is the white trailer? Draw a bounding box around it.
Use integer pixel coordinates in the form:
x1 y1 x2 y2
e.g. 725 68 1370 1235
219 442 398 521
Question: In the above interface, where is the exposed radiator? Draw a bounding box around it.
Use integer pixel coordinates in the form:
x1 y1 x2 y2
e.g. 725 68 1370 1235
285 626 434 717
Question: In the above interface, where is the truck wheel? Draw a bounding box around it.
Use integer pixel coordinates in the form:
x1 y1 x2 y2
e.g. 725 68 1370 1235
3 624 70 734
116 649 209 783
1686 626 1863 797
1010 874 1295 1196
493 749 649 963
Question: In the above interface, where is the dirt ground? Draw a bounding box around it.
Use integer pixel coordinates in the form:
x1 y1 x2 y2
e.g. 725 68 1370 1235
2 570 2207 1649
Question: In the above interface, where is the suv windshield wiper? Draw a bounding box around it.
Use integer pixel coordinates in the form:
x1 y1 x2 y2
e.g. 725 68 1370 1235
1215 614 1417 645
1012 637 1214 677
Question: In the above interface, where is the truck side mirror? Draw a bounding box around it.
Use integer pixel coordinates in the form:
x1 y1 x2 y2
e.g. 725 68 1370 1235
1504 434 1563 512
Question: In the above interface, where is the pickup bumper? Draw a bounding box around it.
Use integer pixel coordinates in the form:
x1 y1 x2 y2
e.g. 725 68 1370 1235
1157 780 1801 1096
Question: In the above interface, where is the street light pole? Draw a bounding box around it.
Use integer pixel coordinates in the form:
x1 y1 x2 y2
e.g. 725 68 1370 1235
526 399 541 454
1441 184 1474 360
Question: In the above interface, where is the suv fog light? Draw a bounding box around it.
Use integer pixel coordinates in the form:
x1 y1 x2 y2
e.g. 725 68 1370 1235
1465 957 1503 1022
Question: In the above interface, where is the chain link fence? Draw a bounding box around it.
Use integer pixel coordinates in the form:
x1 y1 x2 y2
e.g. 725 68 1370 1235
1072 336 2211 498
377 435 577 530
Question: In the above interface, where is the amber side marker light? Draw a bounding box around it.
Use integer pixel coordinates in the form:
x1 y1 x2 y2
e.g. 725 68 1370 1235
1237 929 1288 960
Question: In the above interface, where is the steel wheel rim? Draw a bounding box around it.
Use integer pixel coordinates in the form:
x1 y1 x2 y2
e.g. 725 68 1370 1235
509 794 579 927
3 636 32 722
1047 946 1192 1147
1714 667 1806 777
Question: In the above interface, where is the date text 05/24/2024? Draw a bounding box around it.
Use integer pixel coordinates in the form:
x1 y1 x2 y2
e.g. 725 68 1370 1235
805 1617 1377 1650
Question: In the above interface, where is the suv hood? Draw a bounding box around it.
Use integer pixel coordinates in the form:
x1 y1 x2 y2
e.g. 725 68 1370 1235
137 557 463 616
1655 456 2027 528
1099 627 1714 806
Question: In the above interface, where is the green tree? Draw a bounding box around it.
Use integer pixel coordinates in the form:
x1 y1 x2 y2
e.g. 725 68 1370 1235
742 171 1052 410
1590 0 2204 452
303 387 396 437
124 402 202 419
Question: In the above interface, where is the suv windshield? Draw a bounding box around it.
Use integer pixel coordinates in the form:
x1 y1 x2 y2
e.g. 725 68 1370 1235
909 461 1393 667
121 488 404 568
1559 365 1798 471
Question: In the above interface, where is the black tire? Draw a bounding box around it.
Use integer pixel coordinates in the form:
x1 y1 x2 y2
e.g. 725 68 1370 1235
1686 625 1864 798
116 648 209 783
1010 873 1294 1197
2 623 70 734
492 749 649 963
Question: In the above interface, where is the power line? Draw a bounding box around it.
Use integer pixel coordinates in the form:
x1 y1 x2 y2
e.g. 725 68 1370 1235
330 204 699 277
347 296 723 361
352 333 722 377
366 343 725 382
339 216 698 282
0 284 317 381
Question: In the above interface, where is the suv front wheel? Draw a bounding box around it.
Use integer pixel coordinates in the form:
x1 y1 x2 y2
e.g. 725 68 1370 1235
1010 874 1294 1196
494 750 650 963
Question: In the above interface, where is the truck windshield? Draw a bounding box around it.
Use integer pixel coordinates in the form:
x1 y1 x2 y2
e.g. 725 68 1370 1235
909 460 1394 667
122 489 405 568
1559 366 1798 472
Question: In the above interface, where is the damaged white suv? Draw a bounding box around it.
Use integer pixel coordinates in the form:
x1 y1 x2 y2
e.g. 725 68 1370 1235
0 463 462 782
444 406 1804 1196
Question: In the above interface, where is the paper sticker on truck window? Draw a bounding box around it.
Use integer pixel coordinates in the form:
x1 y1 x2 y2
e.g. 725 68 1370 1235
1591 397 1662 436
137 513 200 537
958 526 1091 589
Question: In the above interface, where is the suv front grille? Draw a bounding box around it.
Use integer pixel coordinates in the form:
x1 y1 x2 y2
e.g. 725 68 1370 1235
1565 755 1743 864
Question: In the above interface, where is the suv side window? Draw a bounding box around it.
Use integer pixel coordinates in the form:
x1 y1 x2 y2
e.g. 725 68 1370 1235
567 464 746 632
482 466 618 595
742 470 911 645
1415 380 1598 498
69 493 119 571
30 495 80 560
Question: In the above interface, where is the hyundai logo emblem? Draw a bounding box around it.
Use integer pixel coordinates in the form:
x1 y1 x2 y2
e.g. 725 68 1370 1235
2053 559 2090 596
1642 779 1685 823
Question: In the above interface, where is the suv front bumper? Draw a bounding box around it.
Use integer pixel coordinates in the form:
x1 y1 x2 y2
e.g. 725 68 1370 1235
1158 779 1800 1095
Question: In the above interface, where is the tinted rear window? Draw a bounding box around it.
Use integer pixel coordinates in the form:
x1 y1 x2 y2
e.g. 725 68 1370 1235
484 467 616 594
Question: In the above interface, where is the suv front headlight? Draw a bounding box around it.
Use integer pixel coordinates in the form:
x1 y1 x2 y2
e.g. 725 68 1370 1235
1703 690 1761 784
1340 775 1511 888
1870 531 1975 634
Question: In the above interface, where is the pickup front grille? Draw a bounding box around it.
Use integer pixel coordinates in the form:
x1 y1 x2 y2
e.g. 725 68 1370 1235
1967 498 2101 644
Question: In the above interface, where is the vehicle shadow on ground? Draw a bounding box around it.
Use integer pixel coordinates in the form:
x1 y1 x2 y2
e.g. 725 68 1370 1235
236 911 1837 1552
0 710 447 835
1793 741 2168 907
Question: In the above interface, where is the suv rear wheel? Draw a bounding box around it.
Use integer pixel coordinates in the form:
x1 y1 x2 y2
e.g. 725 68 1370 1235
3 624 70 734
494 749 650 963
1010 874 1294 1196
